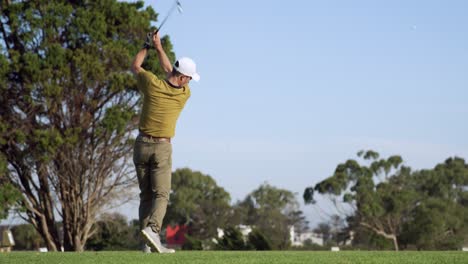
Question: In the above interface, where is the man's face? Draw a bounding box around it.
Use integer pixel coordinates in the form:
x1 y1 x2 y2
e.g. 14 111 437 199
179 75 192 86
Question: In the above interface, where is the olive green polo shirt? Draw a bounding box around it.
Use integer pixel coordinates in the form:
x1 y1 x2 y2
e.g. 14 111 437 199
137 69 191 138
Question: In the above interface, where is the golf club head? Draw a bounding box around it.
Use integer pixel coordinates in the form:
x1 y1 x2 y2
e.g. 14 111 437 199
177 1 183 13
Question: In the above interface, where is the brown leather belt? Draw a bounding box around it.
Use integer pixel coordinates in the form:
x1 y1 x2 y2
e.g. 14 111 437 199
138 131 171 143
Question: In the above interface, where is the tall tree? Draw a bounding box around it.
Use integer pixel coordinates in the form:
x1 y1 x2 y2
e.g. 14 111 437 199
303 150 418 251
313 222 332 245
235 183 307 249
401 157 468 249
165 168 232 240
0 0 175 251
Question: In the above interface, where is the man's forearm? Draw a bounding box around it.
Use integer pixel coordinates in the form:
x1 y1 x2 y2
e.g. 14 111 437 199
131 48 148 74
155 44 173 74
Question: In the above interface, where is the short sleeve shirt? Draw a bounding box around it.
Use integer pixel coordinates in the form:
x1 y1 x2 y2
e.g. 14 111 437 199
137 70 191 138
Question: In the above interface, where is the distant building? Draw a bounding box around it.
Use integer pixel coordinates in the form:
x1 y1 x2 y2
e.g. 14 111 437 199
0 226 15 252
289 226 323 246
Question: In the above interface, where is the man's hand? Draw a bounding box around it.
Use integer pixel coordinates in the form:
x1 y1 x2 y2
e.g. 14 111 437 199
152 31 162 49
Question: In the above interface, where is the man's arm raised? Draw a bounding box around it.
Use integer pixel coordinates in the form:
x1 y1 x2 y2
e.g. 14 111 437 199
131 31 173 76
131 48 147 75
153 31 173 76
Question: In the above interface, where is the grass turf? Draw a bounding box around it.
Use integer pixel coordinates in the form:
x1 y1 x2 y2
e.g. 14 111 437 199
1 251 467 264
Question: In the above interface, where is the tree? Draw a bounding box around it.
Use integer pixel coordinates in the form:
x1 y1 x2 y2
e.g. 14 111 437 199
215 226 249 250
304 150 418 251
401 157 468 250
165 168 232 240
313 223 332 245
86 213 138 251
344 214 394 250
313 216 348 246
286 209 309 234
235 183 306 249
0 1 176 251
247 228 271 250
329 214 345 245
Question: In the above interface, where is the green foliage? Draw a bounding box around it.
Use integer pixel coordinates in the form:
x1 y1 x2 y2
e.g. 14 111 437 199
0 182 21 219
0 0 176 251
182 234 203 250
295 239 328 250
233 183 305 250
166 168 232 240
313 223 332 244
248 183 297 211
215 226 250 250
305 150 417 250
303 187 316 204
305 151 468 250
0 154 22 220
247 228 272 250
86 213 139 251
346 218 395 250
400 157 468 250
11 224 45 250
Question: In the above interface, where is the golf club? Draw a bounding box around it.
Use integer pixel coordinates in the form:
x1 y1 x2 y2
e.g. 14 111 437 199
155 0 183 34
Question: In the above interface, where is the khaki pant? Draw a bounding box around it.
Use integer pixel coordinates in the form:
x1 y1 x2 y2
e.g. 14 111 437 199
133 135 172 233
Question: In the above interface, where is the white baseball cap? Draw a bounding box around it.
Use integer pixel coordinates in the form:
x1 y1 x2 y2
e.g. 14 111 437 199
173 57 200 82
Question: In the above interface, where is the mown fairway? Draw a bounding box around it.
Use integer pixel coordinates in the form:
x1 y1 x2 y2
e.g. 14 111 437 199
1 251 467 264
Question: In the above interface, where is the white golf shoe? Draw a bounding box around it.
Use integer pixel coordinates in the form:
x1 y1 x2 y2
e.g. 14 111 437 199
141 227 175 254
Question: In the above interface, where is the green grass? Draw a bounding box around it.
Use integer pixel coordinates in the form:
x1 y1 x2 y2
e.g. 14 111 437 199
1 251 467 264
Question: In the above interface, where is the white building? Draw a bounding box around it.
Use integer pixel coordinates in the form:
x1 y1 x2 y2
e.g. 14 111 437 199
290 226 324 246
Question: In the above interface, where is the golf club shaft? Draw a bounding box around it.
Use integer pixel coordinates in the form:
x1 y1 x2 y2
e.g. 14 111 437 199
155 0 181 34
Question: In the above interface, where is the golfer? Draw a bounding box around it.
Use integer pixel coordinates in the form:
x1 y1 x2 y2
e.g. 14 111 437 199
131 31 199 253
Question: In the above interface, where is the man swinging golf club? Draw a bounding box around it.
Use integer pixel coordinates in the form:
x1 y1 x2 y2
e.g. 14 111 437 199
131 30 199 253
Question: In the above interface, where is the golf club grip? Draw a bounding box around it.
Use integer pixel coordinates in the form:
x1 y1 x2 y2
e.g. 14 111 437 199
155 22 164 35
154 0 180 35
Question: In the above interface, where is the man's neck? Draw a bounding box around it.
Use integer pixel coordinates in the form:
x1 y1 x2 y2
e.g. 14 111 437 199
166 76 182 88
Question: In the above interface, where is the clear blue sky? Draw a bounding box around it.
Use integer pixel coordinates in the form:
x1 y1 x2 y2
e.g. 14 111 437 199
2 0 466 229
124 0 468 227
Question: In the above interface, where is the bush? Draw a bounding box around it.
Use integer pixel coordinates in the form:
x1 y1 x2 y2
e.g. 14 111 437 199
11 224 45 250
86 213 139 251
247 229 271 250
182 234 203 250
216 226 249 250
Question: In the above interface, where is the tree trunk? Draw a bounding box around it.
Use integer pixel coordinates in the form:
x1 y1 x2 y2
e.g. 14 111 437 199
392 236 399 251
360 222 399 251
74 235 83 252
16 164 62 252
